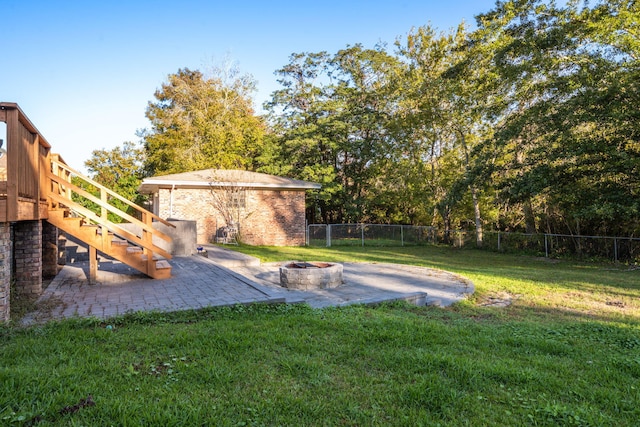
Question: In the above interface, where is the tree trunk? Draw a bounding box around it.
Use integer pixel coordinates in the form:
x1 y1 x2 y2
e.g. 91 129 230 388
471 185 483 248
523 197 537 234
441 207 451 245
458 129 483 248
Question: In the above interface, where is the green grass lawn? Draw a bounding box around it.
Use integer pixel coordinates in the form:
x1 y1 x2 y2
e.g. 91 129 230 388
2 246 639 426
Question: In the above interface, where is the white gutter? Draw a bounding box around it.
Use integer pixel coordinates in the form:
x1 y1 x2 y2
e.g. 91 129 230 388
141 178 321 190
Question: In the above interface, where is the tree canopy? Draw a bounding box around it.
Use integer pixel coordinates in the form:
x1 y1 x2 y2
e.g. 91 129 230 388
259 0 639 239
142 66 265 176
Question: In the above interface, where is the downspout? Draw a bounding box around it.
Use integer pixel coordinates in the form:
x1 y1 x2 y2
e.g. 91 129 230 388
169 184 175 218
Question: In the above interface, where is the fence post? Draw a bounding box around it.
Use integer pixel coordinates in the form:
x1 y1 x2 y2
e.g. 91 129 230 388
326 225 331 248
498 232 501 251
614 237 618 263
361 224 365 247
544 234 549 258
401 225 404 247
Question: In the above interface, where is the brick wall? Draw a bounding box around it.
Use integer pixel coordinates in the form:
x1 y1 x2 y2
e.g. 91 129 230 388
13 220 42 296
0 222 11 322
158 188 307 246
242 190 306 246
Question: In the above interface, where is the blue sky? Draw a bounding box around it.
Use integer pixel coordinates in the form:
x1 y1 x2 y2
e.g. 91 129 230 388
2 0 499 172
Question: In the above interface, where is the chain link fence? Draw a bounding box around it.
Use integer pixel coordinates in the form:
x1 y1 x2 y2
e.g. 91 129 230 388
307 224 640 263
307 224 439 247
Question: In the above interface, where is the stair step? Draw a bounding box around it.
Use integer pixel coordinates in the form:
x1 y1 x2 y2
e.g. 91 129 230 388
126 246 143 254
156 260 171 270
152 259 172 279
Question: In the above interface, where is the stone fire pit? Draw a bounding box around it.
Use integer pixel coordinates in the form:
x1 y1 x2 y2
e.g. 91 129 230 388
279 262 343 290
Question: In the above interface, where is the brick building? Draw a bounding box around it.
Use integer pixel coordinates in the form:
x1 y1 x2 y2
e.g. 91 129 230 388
138 169 321 246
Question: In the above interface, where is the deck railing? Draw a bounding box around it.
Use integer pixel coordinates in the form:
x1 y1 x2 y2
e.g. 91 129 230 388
0 102 51 222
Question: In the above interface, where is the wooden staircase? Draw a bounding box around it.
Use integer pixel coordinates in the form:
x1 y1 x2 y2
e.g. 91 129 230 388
46 155 174 280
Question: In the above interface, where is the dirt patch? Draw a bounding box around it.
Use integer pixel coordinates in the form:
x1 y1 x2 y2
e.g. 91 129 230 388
20 295 67 324
479 292 520 308
606 300 626 308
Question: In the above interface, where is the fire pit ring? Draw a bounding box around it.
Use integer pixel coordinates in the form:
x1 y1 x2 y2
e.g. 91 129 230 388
279 261 343 290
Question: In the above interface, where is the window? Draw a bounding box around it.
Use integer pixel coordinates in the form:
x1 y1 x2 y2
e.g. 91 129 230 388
229 190 246 209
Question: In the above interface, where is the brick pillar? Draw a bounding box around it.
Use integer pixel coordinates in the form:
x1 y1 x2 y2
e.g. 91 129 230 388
42 221 59 279
0 222 11 322
14 220 43 296
57 232 67 266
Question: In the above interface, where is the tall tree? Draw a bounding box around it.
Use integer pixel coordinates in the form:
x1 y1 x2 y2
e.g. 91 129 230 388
259 51 340 223
394 24 500 245
142 66 265 176
392 26 463 236
262 46 400 223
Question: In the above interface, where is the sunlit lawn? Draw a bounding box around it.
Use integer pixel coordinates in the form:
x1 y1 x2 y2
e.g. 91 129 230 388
235 244 640 321
1 245 639 426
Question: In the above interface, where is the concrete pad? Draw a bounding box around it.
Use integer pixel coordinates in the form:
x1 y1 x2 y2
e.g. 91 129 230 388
229 262 473 309
197 244 261 267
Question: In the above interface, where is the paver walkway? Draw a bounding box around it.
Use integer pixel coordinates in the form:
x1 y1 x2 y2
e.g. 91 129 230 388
21 255 281 325
21 246 474 325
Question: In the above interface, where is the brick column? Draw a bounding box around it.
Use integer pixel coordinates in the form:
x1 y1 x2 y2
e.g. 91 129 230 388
42 221 59 279
14 220 42 296
57 232 67 266
0 222 11 322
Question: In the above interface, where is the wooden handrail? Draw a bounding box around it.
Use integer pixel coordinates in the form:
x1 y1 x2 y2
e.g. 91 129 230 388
50 157 175 229
48 192 172 260
47 153 176 263
47 171 173 243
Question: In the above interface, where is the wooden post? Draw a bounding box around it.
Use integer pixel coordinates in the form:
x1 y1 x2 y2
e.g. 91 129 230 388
142 211 152 274
89 246 97 283
100 188 109 250
6 108 19 221
40 147 50 209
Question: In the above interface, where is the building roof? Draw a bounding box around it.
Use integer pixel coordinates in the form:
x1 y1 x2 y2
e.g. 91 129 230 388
138 169 321 194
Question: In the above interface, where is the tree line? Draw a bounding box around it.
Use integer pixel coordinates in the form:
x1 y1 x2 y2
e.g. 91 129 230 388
86 0 639 243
